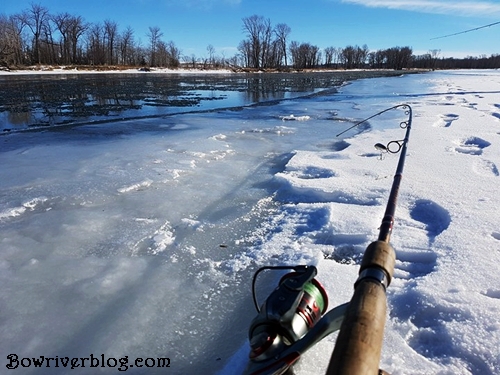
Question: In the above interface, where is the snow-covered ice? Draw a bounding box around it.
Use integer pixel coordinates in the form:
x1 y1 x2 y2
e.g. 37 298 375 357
1 70 499 374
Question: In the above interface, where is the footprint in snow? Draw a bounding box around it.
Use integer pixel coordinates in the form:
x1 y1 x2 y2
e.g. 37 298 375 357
290 166 336 179
393 247 437 280
410 199 451 244
319 232 369 265
433 113 459 127
319 140 350 152
275 179 381 205
454 136 491 156
482 289 500 299
389 286 481 369
490 103 500 119
472 159 499 177
389 201 442 281
359 151 380 158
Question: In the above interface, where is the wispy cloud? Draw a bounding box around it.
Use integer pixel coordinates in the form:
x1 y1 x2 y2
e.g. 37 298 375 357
340 0 500 17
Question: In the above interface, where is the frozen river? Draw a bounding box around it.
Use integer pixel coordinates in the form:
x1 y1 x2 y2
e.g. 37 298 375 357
3 70 497 375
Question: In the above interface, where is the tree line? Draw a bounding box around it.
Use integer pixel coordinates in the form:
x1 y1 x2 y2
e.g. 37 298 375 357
238 15 499 70
0 4 180 68
1 6 499 71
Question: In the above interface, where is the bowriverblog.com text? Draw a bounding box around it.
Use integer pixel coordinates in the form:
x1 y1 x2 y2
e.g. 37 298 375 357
6 354 171 371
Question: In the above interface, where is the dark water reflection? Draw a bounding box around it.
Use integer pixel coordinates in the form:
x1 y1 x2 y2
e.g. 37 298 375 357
0 71 406 132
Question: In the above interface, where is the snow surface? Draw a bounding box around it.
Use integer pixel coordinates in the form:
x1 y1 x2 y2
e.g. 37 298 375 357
1 70 500 375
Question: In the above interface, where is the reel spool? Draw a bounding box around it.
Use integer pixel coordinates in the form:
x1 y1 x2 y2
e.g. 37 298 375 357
248 266 329 365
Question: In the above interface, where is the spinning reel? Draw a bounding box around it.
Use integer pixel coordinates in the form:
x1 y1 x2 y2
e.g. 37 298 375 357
245 265 348 375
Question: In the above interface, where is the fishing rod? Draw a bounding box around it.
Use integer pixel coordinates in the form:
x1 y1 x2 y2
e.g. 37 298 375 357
326 104 412 375
243 104 413 375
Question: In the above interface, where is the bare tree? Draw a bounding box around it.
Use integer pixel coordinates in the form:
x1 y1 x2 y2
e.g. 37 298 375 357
237 39 251 68
0 14 25 67
241 15 272 69
332 47 342 68
182 54 197 68
241 15 291 69
368 49 386 69
156 40 167 66
429 49 441 70
274 23 291 67
340 45 368 69
104 20 118 65
207 44 215 66
87 23 106 65
67 16 86 64
147 26 163 66
242 15 260 68
289 41 320 69
384 46 413 70
227 54 240 69
358 44 369 67
40 16 57 64
53 13 72 64
260 18 273 68
166 40 180 67
152 39 179 68
324 46 334 67
0 15 13 67
119 26 134 65
340 45 354 69
53 12 86 65
21 3 50 64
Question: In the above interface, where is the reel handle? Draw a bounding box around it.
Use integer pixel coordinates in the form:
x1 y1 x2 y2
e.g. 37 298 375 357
326 241 395 375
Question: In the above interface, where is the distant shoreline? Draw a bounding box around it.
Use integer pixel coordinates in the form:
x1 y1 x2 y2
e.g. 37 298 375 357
0 65 432 76
0 65 234 76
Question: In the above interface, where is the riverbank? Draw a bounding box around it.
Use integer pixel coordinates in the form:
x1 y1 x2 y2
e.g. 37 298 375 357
0 64 430 76
0 65 234 75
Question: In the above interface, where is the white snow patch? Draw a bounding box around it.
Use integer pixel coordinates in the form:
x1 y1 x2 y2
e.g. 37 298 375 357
281 114 311 121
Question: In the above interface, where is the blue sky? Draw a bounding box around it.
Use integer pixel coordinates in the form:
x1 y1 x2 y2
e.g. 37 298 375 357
2 0 500 60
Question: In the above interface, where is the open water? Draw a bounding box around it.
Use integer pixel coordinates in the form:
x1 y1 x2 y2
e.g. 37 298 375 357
0 70 407 133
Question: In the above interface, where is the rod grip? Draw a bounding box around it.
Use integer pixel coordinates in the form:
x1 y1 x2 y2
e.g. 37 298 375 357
360 241 396 285
326 241 395 375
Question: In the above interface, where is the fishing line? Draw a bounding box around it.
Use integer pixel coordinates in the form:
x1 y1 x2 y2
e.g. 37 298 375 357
430 20 500 40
